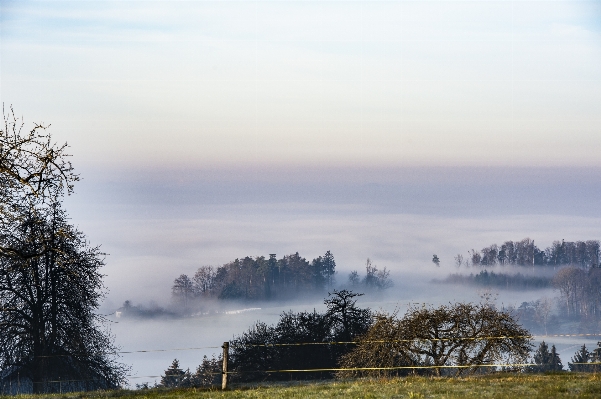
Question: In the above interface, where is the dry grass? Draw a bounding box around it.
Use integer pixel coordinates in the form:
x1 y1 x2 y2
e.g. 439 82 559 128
4 373 601 399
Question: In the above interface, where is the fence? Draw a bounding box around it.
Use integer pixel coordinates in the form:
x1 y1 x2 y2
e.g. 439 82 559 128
3 332 601 393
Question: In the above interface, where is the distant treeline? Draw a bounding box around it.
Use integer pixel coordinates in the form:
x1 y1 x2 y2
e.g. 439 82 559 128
115 300 175 319
455 238 600 268
172 252 336 307
442 271 551 290
170 252 394 310
553 266 601 320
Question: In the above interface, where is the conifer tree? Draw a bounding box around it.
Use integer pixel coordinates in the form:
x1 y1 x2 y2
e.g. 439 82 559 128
532 341 563 372
160 359 189 388
568 344 592 372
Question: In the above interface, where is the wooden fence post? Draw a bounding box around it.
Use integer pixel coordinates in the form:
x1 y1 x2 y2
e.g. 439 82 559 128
222 341 229 390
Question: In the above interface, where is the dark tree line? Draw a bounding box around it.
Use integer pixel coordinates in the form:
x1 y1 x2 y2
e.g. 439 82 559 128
116 300 176 319
172 251 337 308
445 265 601 327
529 340 601 373
568 343 601 372
228 290 372 381
455 238 600 268
159 297 537 387
151 291 373 387
159 295 601 388
150 357 221 389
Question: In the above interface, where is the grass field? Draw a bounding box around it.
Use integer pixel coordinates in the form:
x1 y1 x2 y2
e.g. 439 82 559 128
4 373 601 399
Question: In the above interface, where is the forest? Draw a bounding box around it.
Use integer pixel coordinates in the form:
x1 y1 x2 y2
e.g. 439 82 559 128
453 238 600 268
441 238 601 334
165 253 392 315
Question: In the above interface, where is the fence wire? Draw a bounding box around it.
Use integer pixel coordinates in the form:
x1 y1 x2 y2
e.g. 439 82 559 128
20 331 601 359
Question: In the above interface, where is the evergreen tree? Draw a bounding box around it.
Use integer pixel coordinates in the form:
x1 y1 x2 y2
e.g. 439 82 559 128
532 341 563 372
549 344 563 371
160 359 189 388
322 250 336 288
568 344 593 372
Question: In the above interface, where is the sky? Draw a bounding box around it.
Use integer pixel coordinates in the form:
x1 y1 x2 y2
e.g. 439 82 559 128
1 0 600 171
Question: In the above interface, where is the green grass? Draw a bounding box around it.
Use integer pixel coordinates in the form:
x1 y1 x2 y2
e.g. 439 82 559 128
4 373 601 399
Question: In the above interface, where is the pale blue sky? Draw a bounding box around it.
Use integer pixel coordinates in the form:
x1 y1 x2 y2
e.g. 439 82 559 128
1 0 600 171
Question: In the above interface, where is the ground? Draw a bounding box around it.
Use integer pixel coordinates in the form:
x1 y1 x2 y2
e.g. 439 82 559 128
4 373 601 399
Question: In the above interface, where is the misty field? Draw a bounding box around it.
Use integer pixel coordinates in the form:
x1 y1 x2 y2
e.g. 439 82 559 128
5 374 601 399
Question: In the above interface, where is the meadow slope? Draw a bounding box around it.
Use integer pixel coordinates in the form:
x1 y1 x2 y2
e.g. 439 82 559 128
5 373 601 399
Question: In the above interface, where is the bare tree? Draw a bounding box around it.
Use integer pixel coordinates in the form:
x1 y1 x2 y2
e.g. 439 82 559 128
172 274 194 313
0 106 77 199
552 266 586 317
454 254 464 268
481 244 498 266
362 259 392 290
193 266 216 296
1 107 78 260
469 249 481 266
348 270 360 287
533 298 552 335
338 303 531 378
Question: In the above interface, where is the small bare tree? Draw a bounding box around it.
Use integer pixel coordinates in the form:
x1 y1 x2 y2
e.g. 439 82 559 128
533 297 552 335
454 254 464 268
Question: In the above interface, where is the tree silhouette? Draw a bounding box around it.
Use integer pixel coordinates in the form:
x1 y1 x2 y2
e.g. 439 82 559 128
0 203 127 392
0 111 125 393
